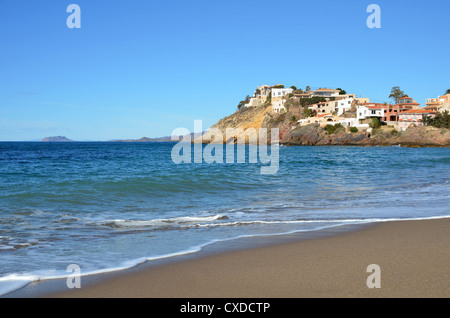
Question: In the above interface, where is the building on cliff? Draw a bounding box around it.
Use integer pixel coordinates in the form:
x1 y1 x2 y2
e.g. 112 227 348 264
271 88 293 113
310 88 340 98
398 109 436 131
424 94 450 112
357 104 384 124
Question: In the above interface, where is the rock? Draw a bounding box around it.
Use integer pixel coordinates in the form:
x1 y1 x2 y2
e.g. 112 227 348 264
282 124 326 145
396 126 450 147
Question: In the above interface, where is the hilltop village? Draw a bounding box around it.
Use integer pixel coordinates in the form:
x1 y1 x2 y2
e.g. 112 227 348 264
240 84 450 132
201 85 450 147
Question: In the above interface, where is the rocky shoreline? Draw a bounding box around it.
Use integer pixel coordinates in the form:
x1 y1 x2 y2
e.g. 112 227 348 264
281 124 450 147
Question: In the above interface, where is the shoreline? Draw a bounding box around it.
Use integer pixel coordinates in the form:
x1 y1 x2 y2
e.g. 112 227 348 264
5 217 450 298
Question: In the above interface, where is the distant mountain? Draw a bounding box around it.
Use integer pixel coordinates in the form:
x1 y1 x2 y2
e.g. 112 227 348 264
109 132 206 142
41 136 73 142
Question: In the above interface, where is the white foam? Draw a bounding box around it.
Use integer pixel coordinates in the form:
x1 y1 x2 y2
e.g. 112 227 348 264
1 214 449 296
105 214 228 228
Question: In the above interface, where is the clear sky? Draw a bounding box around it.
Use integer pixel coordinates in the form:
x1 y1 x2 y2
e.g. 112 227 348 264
0 0 449 141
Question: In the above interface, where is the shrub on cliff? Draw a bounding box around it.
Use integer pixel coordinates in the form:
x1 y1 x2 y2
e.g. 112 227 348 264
350 127 358 133
369 118 381 129
423 111 450 129
324 123 344 134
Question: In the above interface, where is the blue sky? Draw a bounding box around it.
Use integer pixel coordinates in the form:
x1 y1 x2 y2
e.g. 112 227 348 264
0 0 449 141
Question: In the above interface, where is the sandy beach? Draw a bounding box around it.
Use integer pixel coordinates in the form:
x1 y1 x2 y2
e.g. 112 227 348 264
25 218 447 298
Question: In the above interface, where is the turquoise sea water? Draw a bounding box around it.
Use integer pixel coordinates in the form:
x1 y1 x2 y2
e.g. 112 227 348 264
0 142 449 295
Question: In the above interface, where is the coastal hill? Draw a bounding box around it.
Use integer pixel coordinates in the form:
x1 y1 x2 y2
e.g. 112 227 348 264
197 105 272 143
41 136 73 142
197 104 450 147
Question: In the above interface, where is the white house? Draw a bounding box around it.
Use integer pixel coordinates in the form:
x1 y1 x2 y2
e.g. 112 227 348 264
310 88 340 98
271 88 293 113
335 97 355 115
337 118 359 128
357 105 384 122
271 88 293 98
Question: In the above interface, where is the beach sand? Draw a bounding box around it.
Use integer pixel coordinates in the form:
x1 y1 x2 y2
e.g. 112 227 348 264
16 218 450 298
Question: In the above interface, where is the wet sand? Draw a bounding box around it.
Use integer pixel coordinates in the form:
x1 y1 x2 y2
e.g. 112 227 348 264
7 218 450 298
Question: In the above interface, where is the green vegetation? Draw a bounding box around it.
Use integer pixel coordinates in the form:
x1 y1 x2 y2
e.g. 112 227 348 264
350 127 358 133
324 123 345 134
272 84 285 89
336 88 347 95
303 108 315 118
290 86 297 90
290 115 297 122
264 91 272 105
299 96 326 107
369 117 381 129
422 111 450 129
389 86 406 104
237 95 251 110
446 89 450 95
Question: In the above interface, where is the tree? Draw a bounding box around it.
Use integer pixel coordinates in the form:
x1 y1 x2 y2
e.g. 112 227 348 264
255 88 261 95
369 117 381 129
389 86 406 104
237 95 251 110
304 108 315 118
290 86 297 91
423 111 450 129
306 85 311 92
445 89 450 95
272 84 285 89
336 88 347 95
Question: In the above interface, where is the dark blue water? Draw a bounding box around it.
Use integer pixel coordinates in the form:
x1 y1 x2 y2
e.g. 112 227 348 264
0 142 449 295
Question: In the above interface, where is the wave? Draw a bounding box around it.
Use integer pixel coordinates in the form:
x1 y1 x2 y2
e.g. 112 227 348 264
99 214 229 229
1 214 449 296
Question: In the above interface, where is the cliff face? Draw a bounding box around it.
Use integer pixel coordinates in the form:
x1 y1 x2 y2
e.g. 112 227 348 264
195 105 273 143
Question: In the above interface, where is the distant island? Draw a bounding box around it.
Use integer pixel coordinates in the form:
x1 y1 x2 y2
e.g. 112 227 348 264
109 132 205 142
38 132 206 143
41 136 73 142
109 136 174 142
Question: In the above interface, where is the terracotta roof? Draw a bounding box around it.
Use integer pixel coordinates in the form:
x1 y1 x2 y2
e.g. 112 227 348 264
397 102 420 105
317 113 332 118
399 96 411 99
398 109 436 114
314 88 339 92
361 103 389 108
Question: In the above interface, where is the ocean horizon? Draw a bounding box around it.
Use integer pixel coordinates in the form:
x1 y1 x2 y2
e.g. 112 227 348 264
0 142 449 296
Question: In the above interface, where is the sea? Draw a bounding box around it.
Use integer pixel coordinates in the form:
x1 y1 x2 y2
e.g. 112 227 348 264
0 142 449 296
